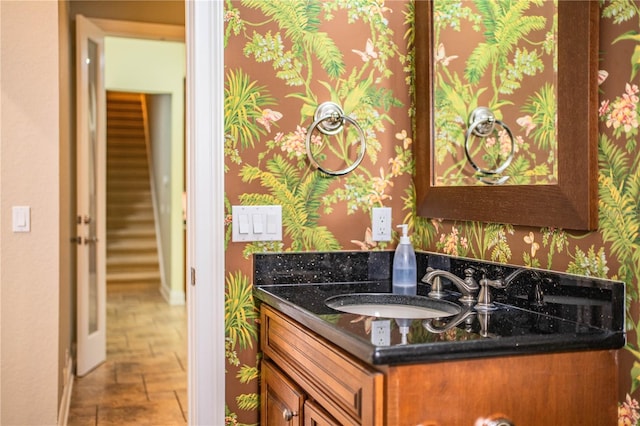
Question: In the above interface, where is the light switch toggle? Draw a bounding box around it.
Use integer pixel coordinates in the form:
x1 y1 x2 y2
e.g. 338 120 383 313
252 214 264 234
238 214 250 234
12 206 31 233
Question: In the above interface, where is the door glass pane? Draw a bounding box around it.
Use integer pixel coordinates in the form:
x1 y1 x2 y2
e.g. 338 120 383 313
88 39 99 334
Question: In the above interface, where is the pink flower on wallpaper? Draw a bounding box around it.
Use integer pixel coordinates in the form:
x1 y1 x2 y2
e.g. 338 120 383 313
606 83 639 133
279 125 319 158
368 167 392 205
388 156 405 177
599 99 610 118
485 136 497 148
499 129 514 156
438 227 468 257
618 394 640 426
516 115 536 136
483 129 516 156
257 108 282 133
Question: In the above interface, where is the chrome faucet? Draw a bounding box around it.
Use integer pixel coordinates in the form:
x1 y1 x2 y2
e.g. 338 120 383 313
423 304 476 334
476 267 546 311
421 267 479 305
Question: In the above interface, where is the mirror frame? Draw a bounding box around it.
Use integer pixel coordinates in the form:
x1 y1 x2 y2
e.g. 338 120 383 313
414 1 599 230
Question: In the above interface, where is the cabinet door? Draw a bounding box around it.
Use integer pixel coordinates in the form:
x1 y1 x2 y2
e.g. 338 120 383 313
304 400 341 426
262 305 384 425
262 360 305 426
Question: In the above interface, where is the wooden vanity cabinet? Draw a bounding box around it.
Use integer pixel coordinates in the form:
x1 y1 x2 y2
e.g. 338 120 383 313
260 305 618 425
260 305 384 425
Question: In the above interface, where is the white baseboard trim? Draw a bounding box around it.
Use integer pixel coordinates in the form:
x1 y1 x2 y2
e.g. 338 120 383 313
58 352 74 426
160 283 185 306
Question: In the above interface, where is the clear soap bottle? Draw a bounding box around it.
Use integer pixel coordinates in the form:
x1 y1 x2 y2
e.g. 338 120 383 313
392 224 417 296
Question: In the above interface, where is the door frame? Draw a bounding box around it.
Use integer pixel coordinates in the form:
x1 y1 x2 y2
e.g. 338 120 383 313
79 7 225 422
186 2 225 423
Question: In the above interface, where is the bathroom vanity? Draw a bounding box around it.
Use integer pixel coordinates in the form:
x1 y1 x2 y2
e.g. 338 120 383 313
254 251 624 425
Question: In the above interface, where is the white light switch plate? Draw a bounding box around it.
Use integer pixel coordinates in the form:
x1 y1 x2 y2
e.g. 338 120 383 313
232 205 282 242
12 206 30 233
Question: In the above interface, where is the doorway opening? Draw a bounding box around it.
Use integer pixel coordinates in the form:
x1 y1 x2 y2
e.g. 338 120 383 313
71 25 187 424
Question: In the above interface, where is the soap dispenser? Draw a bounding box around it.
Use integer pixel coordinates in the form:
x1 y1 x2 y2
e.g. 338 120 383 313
395 318 411 345
393 224 417 296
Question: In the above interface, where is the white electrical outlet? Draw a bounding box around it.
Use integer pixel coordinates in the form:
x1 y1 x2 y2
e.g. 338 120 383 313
371 207 392 241
371 319 391 346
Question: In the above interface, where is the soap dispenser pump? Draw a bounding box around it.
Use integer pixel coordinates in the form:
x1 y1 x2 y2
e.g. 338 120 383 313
392 224 417 295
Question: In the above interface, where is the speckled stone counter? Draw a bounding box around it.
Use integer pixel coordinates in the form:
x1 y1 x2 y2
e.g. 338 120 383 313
253 251 625 366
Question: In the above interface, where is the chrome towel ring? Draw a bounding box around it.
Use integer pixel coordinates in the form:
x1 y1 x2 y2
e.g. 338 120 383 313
464 106 514 184
305 102 366 176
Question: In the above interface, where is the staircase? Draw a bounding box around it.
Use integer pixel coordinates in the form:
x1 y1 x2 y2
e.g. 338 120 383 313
106 91 161 285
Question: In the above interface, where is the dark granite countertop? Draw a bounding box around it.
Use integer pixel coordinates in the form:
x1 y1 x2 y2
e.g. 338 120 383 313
253 251 625 366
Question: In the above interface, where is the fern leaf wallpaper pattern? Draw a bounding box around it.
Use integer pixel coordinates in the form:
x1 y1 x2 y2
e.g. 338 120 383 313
224 1 640 424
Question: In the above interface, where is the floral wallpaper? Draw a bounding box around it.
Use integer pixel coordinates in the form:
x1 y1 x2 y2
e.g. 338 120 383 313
432 0 558 186
223 1 640 425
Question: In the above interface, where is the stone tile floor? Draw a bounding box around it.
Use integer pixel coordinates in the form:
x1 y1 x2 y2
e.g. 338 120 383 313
67 283 187 425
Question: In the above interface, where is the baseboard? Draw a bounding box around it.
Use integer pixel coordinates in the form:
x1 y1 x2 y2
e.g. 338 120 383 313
160 283 186 306
58 351 74 426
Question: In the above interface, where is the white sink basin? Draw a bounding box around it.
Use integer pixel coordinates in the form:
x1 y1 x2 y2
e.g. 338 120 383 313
325 293 461 319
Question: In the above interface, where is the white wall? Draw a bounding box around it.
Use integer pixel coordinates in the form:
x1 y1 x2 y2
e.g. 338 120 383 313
0 1 61 424
105 37 185 302
146 94 174 300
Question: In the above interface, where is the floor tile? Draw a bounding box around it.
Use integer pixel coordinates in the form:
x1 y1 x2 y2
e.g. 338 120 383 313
68 284 187 425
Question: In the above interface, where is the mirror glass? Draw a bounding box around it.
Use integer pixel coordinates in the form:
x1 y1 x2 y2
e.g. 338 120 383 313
432 1 558 186
414 1 598 230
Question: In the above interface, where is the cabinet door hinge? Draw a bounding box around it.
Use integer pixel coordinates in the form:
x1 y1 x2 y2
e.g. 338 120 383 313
190 267 196 286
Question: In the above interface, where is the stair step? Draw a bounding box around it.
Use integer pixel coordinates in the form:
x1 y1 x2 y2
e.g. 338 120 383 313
108 253 158 264
107 226 156 238
108 130 146 138
107 150 147 159
106 271 161 283
107 148 146 154
107 190 151 199
107 169 150 178
106 160 148 169
107 204 154 214
107 137 146 146
107 210 154 219
108 242 158 253
108 118 144 127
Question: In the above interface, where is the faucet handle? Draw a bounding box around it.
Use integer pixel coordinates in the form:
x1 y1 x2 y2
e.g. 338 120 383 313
475 275 503 311
463 268 480 290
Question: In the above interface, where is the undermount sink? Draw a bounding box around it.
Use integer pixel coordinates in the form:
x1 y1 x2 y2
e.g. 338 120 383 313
325 293 461 319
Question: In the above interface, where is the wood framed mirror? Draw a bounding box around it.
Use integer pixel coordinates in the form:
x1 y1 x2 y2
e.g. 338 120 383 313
414 1 599 230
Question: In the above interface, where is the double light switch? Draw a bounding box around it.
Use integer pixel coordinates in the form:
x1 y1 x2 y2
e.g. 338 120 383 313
232 205 282 242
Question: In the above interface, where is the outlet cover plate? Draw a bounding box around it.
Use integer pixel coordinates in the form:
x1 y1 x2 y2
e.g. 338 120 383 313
371 319 391 346
371 207 392 241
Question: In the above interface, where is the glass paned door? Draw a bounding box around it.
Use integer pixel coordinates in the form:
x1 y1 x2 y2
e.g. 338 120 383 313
76 15 106 376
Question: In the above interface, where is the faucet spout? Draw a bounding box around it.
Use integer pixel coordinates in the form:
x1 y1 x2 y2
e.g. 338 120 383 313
421 267 479 305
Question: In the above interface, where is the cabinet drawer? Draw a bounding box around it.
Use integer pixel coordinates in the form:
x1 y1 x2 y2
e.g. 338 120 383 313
261 305 383 426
